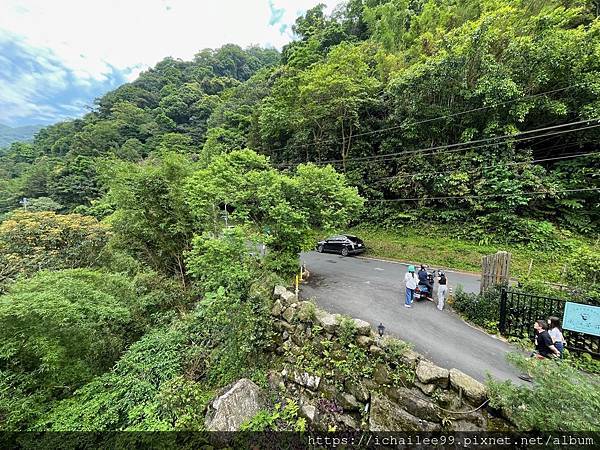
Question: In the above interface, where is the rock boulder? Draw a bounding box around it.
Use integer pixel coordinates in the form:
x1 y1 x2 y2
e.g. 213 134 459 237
296 301 315 322
353 318 372 335
449 369 487 404
369 393 440 431
416 360 449 388
273 285 286 299
386 387 440 423
315 310 339 333
280 290 298 306
271 299 283 317
282 305 297 323
205 379 266 431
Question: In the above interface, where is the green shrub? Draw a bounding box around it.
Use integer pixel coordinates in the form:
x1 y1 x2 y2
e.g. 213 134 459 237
186 228 260 296
0 270 137 419
488 353 600 431
188 286 274 385
562 350 600 376
240 399 306 431
567 245 600 303
451 285 502 331
0 268 186 430
38 324 189 431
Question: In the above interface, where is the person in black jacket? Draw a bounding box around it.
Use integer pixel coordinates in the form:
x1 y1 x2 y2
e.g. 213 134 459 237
417 264 432 297
519 319 560 382
533 319 561 359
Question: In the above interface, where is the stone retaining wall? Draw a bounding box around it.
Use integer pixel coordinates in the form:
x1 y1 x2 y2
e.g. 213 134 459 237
267 285 512 431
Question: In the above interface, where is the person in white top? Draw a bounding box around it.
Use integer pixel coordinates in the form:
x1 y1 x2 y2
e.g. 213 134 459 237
548 316 566 356
437 271 448 311
404 265 418 308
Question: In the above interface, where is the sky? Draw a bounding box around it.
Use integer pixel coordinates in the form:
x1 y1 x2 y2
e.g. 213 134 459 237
0 0 339 128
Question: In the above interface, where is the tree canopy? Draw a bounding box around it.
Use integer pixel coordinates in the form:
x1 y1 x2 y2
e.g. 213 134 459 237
1 0 599 434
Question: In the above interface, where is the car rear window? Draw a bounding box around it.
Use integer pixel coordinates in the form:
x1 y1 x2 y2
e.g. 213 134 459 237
346 236 363 244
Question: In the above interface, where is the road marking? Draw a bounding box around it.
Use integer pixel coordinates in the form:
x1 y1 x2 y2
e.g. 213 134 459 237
374 267 384 271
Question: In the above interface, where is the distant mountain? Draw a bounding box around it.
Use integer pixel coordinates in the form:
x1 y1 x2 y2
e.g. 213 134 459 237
0 123 42 148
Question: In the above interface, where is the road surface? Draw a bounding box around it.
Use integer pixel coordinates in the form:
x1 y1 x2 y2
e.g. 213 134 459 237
300 252 524 384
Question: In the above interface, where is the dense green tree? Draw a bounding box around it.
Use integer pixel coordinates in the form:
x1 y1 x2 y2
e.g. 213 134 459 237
0 211 110 288
0 270 141 429
105 153 195 282
185 149 364 274
47 155 101 208
199 127 246 163
20 197 63 212
261 43 381 169
37 324 191 431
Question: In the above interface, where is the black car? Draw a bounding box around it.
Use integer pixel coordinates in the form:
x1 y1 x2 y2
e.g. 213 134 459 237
316 235 366 256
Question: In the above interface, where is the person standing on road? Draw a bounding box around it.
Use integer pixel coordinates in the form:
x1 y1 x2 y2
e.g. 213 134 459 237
404 265 418 308
437 271 448 311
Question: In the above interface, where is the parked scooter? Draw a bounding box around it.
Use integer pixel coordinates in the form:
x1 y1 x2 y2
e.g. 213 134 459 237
414 270 436 301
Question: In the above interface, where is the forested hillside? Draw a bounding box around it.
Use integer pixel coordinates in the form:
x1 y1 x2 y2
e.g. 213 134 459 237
1 0 599 434
1 0 598 242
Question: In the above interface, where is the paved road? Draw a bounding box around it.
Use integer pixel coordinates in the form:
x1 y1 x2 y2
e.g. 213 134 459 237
300 252 524 384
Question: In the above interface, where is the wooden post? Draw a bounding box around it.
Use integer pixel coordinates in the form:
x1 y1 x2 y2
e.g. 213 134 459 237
481 251 511 293
527 259 533 277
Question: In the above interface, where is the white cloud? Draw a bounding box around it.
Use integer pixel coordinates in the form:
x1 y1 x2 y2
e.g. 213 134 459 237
0 0 341 81
0 0 342 125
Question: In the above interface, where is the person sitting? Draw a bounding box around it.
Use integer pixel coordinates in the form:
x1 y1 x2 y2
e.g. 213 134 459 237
417 264 432 293
547 316 566 357
533 319 561 359
519 320 561 382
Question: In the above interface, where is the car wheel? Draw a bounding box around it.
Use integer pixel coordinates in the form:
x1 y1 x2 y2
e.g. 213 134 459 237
317 244 324 253
341 247 349 257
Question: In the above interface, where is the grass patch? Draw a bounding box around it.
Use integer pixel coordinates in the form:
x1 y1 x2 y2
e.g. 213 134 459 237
346 224 597 283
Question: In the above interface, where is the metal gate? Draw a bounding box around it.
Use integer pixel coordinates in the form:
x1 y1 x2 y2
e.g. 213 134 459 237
499 289 600 357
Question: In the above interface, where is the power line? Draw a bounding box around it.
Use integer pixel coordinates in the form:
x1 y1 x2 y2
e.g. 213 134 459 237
344 125 600 165
367 187 600 203
269 84 580 155
279 118 600 166
376 151 600 182
278 121 600 168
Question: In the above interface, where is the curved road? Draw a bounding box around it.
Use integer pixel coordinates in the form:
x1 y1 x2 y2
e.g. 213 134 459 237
300 252 524 384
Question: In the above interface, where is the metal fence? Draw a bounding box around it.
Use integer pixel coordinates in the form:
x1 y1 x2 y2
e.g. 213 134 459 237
499 289 600 357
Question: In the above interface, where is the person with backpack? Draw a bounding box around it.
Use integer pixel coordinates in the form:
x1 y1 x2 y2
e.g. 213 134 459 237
404 265 418 308
437 270 448 311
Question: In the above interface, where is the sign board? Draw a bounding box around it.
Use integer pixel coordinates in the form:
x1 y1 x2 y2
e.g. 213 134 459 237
562 302 600 337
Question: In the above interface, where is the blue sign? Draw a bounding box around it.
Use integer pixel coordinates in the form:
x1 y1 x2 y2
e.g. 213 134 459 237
562 302 600 337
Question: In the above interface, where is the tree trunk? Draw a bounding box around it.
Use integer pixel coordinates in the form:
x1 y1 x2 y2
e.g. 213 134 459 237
341 120 353 173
